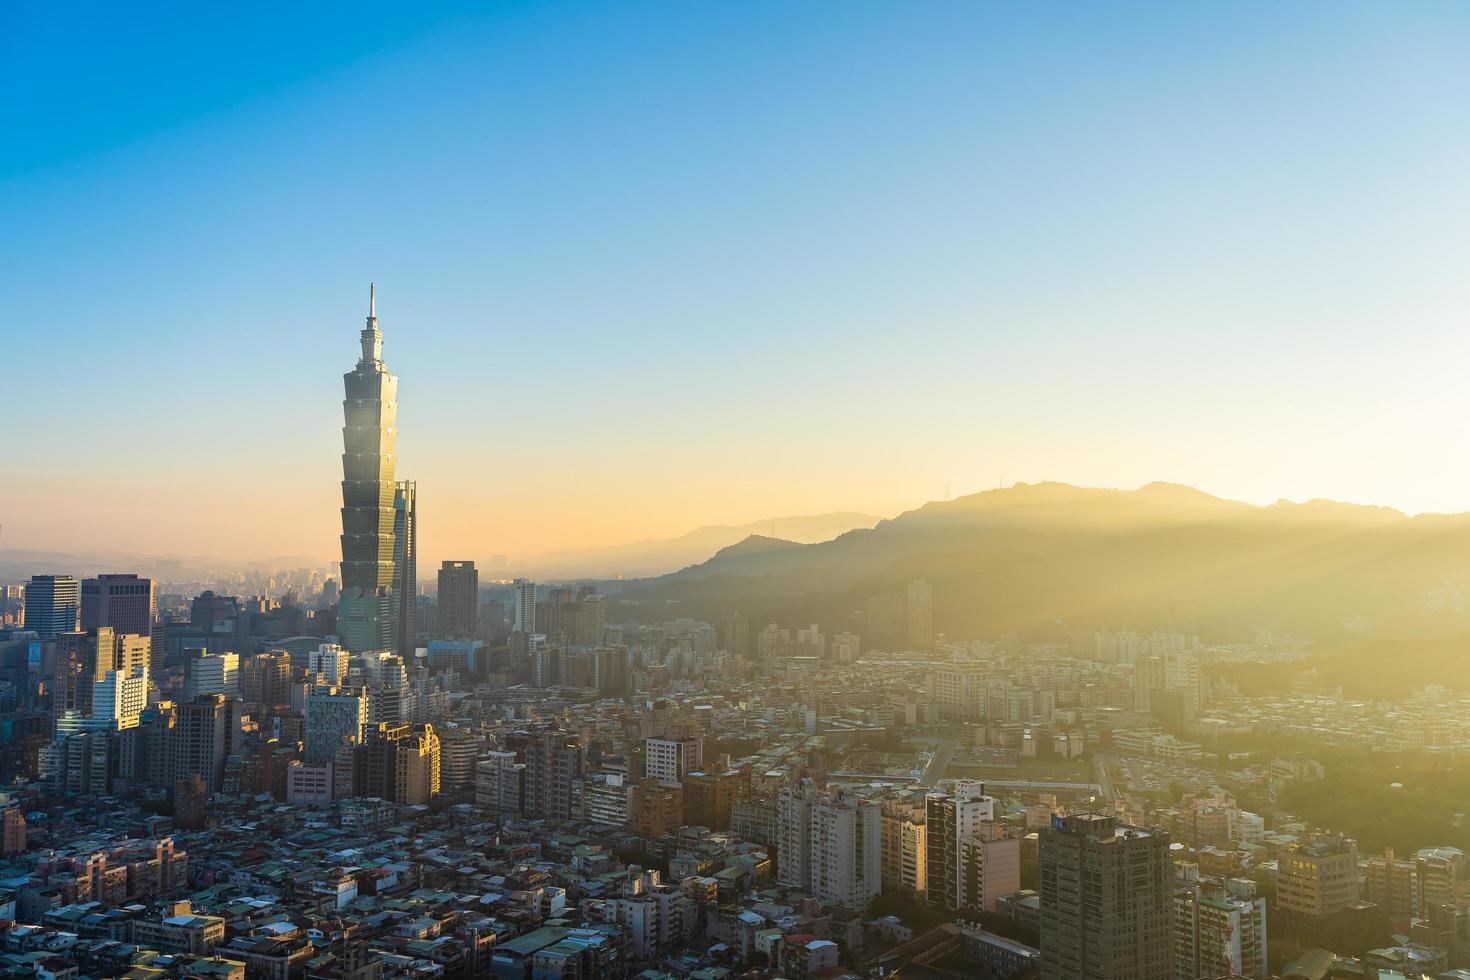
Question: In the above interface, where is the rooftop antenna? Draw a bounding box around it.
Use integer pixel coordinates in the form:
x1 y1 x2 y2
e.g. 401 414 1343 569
369 282 376 318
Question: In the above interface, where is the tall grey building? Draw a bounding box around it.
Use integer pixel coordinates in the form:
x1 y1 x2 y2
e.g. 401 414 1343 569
393 480 417 657
437 560 479 638
24 575 80 639
512 578 536 636
338 284 399 651
80 574 154 635
1039 814 1172 980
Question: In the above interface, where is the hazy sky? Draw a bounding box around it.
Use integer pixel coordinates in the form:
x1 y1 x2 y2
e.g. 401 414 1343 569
5 2 1470 567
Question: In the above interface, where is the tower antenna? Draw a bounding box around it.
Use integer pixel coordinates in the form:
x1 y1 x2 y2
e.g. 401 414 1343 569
369 282 376 318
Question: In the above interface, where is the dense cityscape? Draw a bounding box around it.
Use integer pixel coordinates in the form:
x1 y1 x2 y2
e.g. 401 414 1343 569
9 5 1470 980
0 297 1467 980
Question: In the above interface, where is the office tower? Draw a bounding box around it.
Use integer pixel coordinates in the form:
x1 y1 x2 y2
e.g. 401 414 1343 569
683 767 752 831
308 642 349 685
644 734 703 787
927 779 1000 910
906 579 933 649
167 695 240 792
54 628 151 724
183 649 239 701
392 480 417 657
304 688 369 765
240 650 292 711
81 574 154 634
89 667 149 731
352 722 440 804
475 750 525 812
1039 813 1173 980
512 579 536 635
1173 869 1268 980
338 284 400 652
510 728 584 822
1276 835 1360 917
437 561 479 638
24 574 80 638
880 800 927 896
630 777 683 838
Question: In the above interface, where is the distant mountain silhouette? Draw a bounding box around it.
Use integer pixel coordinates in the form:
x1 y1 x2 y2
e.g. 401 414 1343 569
520 512 880 579
616 482 1470 645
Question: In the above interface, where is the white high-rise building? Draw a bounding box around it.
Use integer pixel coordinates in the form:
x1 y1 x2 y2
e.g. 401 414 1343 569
88 667 149 731
777 779 882 908
183 651 239 701
513 579 536 634
309 643 349 685
644 735 702 787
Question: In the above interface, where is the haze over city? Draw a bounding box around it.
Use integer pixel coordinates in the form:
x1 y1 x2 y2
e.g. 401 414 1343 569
7 2 1470 568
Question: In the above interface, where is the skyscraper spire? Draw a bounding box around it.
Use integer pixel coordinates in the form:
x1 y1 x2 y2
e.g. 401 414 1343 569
360 282 384 366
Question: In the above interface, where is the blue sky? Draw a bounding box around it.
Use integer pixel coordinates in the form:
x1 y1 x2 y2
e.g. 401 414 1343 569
4 2 1470 564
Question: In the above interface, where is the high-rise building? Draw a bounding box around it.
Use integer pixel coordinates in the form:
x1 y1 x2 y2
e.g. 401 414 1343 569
644 734 703 787
338 284 400 652
513 579 536 636
89 667 149 731
183 650 239 701
831 632 861 663
1039 813 1173 980
475 750 524 813
166 695 241 793
1276 835 1360 918
907 579 933 649
81 574 154 635
630 776 683 838
776 779 881 908
24 574 80 638
393 480 417 657
304 688 369 765
351 722 440 804
508 728 583 822
574 593 605 647
240 650 292 712
927 780 1006 911
437 561 479 639
595 646 630 698
1173 869 1268 980
308 642 350 685
683 767 752 831
54 628 151 725
880 799 927 896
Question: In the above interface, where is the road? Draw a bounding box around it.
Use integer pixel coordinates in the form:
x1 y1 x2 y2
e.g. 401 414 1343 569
919 739 957 787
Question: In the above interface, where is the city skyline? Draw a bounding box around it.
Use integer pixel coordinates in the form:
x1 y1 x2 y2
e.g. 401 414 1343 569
5 3 1470 566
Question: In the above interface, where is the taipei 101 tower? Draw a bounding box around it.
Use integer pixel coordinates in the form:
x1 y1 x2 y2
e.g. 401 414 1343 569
337 284 399 651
